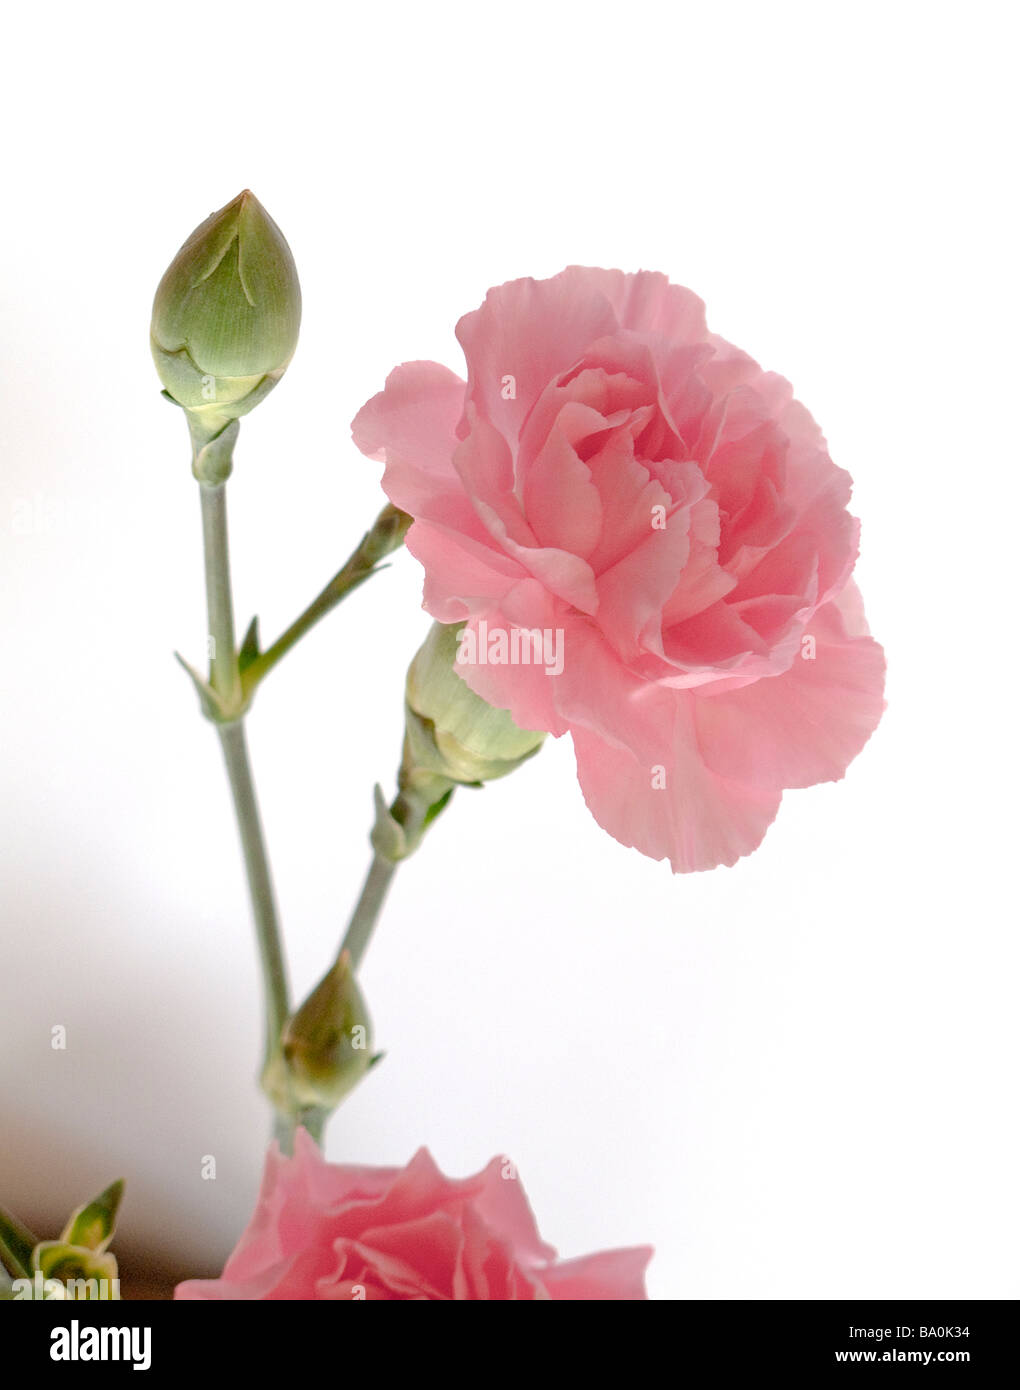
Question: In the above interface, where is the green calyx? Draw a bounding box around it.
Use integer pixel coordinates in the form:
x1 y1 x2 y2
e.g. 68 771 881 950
365 622 546 866
262 952 375 1115
404 621 546 787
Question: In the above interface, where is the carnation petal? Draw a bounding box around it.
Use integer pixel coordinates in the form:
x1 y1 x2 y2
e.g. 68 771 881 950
693 594 887 790
472 1156 559 1265
540 1245 654 1300
522 419 603 558
351 360 470 527
455 270 621 444
405 519 526 623
572 712 782 873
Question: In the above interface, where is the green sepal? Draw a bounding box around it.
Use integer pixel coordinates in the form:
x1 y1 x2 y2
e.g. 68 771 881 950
421 786 455 830
60 1179 123 1253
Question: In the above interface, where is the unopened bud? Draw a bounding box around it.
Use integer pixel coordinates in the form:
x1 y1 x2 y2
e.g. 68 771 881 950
1 1178 124 1300
263 952 373 1113
403 622 545 788
151 190 301 452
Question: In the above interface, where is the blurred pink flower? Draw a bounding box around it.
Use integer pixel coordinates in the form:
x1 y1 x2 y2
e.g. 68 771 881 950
353 268 885 871
175 1130 651 1300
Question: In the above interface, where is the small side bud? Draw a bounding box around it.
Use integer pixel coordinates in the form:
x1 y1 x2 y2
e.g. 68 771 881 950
151 190 301 455
365 623 546 865
263 952 373 1114
0 1180 124 1298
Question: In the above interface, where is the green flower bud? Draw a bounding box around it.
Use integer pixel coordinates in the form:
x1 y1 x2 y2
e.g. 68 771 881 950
32 1244 119 1299
1 1180 123 1300
366 624 547 870
151 190 301 444
262 952 374 1114
403 621 546 788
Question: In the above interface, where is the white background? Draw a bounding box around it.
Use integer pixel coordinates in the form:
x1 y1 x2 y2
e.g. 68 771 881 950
1 1 1016 1298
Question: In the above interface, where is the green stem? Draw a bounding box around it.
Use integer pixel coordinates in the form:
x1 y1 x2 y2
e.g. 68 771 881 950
200 484 242 710
275 788 443 1150
341 854 398 971
296 1107 327 1146
0 1234 27 1284
340 789 435 971
198 482 291 1131
242 504 410 693
217 721 290 1059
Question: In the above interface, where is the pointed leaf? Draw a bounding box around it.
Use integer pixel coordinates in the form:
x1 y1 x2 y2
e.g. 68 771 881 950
369 784 408 862
238 615 261 675
174 651 229 721
60 1179 124 1253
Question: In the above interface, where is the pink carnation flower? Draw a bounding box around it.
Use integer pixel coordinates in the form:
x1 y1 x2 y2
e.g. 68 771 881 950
353 268 885 871
175 1131 651 1300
